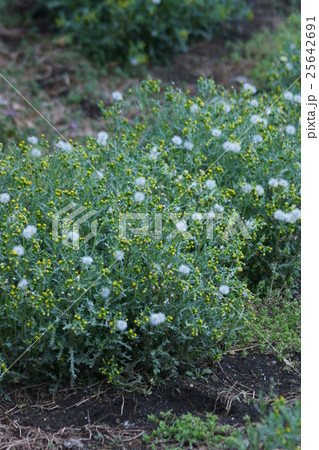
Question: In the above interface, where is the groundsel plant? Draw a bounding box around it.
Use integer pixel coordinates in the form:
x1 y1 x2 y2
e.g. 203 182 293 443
0 57 300 384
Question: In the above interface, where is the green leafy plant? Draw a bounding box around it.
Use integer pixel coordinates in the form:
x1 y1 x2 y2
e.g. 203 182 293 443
185 367 212 382
231 397 301 449
229 13 301 91
0 44 300 384
143 411 235 449
143 398 301 449
239 289 301 357
29 0 251 65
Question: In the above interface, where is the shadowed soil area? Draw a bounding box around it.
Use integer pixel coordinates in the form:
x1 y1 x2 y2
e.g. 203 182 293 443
0 352 300 449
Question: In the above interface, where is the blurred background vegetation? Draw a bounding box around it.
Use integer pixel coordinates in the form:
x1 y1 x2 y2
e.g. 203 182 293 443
0 0 300 144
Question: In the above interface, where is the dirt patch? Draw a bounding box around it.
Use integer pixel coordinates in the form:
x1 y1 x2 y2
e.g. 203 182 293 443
0 352 300 448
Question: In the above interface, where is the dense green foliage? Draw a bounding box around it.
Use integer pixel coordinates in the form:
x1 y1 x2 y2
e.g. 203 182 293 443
239 290 301 357
30 0 250 64
0 21 301 384
233 398 301 450
0 69 300 383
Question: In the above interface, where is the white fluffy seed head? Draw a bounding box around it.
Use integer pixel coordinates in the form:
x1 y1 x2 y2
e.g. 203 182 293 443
172 136 182 146
134 192 145 202
18 279 28 290
176 220 187 233
250 114 268 126
96 169 104 179
190 104 199 113
219 285 230 295
116 320 127 331
285 125 296 135
0 193 10 204
27 136 38 145
207 210 216 220
56 140 72 152
184 141 194 151
205 179 216 190
68 231 80 242
82 256 93 265
294 94 301 103
178 264 190 275
214 204 224 213
13 245 25 256
31 148 42 157
273 210 286 221
211 128 222 137
22 225 37 239
255 185 264 196
287 208 301 223
112 91 123 101
149 146 160 161
115 250 125 261
274 208 300 223
97 131 109 145
101 287 111 298
286 62 293 71
283 91 293 101
243 82 257 94
241 183 252 193
278 178 289 188
268 178 279 188
135 176 146 186
223 141 241 153
150 312 166 325
252 134 263 144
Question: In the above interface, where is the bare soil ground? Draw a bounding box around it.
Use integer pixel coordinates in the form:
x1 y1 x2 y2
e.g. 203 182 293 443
0 352 300 449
